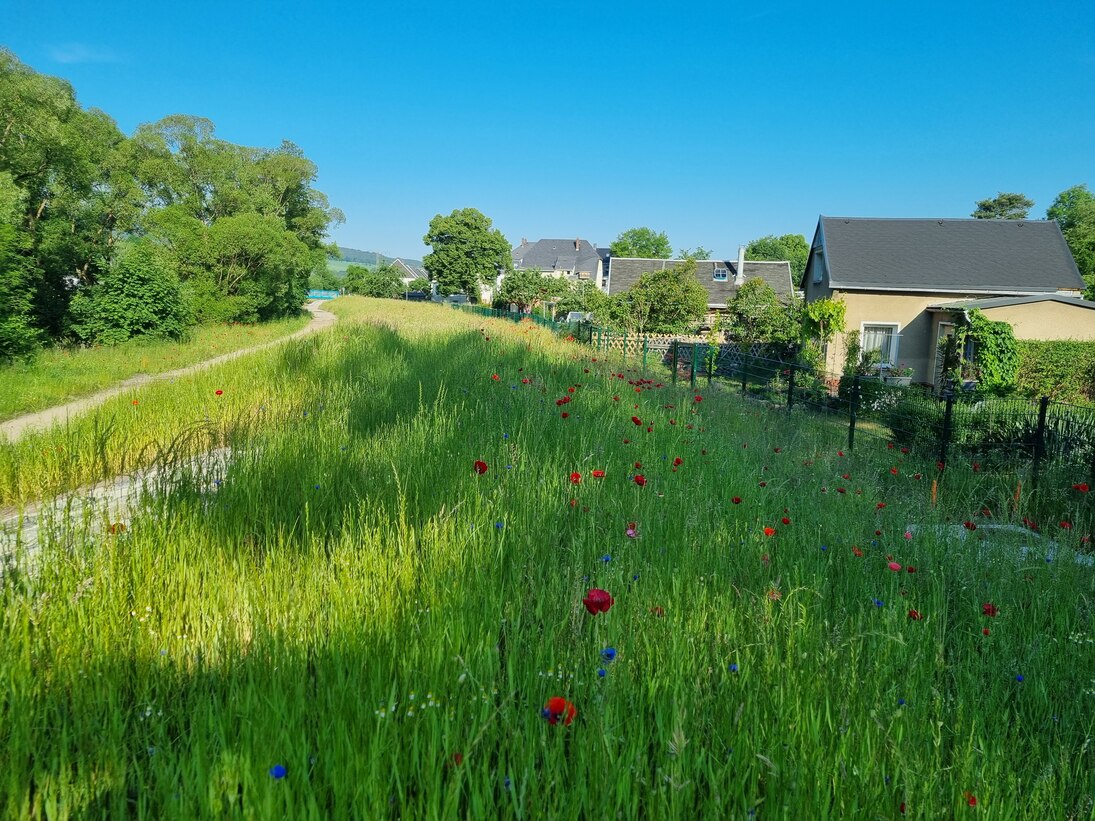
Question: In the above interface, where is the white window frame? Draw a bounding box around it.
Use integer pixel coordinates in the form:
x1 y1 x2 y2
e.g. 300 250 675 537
860 322 901 368
712 267 729 281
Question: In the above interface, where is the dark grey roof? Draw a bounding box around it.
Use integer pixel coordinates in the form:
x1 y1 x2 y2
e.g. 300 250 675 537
808 217 1085 294
607 258 794 306
512 238 601 274
927 294 1095 311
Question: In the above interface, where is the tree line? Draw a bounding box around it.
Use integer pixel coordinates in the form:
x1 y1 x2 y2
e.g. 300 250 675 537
0 49 341 361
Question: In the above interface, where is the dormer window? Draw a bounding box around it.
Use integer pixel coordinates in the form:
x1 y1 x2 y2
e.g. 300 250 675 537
712 267 729 282
812 251 824 284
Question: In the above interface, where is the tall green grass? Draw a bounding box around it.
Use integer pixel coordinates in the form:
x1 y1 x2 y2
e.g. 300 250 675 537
1 298 1092 819
0 315 310 421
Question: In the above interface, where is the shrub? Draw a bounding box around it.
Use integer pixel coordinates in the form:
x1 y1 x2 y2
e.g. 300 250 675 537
1015 340 1095 405
66 240 192 344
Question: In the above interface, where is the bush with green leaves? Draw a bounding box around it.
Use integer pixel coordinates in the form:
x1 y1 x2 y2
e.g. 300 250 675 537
1015 340 1095 405
66 240 191 345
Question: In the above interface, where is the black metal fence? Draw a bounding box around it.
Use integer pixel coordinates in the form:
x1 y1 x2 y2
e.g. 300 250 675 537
661 339 1095 486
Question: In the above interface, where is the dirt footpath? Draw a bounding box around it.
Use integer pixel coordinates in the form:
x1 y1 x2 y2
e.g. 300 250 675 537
0 301 337 443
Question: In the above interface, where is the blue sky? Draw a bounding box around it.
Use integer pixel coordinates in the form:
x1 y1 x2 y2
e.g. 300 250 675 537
4 0 1094 259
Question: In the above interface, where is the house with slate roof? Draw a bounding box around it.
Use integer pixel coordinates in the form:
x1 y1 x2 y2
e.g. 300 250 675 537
606 249 795 325
801 216 1094 385
511 238 606 288
391 258 428 285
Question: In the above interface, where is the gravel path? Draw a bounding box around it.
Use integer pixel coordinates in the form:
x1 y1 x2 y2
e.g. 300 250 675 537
0 301 336 443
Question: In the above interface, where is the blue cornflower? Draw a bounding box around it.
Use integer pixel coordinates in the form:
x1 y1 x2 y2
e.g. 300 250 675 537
597 668 607 677
313 484 321 490
873 598 884 608
601 647 617 662
495 521 504 529
602 554 612 562
729 663 739 673
820 544 827 551
269 764 287 779
898 698 906 706
632 574 640 581
1016 674 1024 683
503 776 512 790
503 433 509 439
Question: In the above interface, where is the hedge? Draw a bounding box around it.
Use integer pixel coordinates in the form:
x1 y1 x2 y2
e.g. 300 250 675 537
1016 340 1095 405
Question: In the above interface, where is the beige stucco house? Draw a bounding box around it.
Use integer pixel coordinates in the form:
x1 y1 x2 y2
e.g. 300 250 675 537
801 216 1094 385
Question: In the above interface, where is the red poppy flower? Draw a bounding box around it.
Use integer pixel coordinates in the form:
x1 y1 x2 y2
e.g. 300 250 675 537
876 502 886 509
763 527 776 537
215 389 223 396
633 474 646 487
964 792 977 807
837 487 847 494
781 517 791 525
473 460 488 475
837 450 845 457
982 627 991 636
907 609 922 620
631 416 642 425
913 473 922 480
561 412 569 418
591 469 605 478
852 546 864 557
132 400 139 405
694 395 703 402
634 461 642 469
972 462 980 472
731 496 742 504
650 606 665 617
569 472 582 485
1073 483 1090 492
901 447 909 454
673 457 683 466
567 386 575 393
936 461 946 471
963 521 977 531
543 696 577 726
773 447 781 453
582 588 614 615
982 602 998 617
1022 517 1038 531
890 467 898 475
613 396 620 401
491 374 500 381
758 481 767 487
888 561 902 571
906 566 916 573
1059 521 1072 530
451 752 464 766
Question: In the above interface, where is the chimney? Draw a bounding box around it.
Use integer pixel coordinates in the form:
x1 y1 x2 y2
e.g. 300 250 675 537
734 245 746 286
521 237 527 245
575 237 580 250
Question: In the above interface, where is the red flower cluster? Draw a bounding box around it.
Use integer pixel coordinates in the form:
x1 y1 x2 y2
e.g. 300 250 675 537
582 588 614 615
473 460 488 475
556 395 571 406
1073 483 1090 492
982 602 999 617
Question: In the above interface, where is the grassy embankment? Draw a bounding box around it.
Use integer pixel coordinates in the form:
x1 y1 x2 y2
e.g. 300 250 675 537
1 297 1092 819
0 315 310 421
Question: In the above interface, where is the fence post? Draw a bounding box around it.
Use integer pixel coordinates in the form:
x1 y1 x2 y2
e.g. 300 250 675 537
787 364 796 412
642 338 648 374
623 332 628 362
1032 395 1050 486
741 350 748 395
690 344 698 389
848 375 860 451
671 340 678 385
707 344 713 387
939 391 956 467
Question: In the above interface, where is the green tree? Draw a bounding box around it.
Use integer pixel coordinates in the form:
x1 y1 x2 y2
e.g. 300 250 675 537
972 192 1034 220
801 297 846 343
422 208 512 301
615 259 707 333
746 234 809 283
66 240 190 345
554 280 611 323
678 246 711 260
310 266 341 291
497 268 569 313
1047 184 1095 299
726 278 796 344
610 227 672 259
408 276 431 293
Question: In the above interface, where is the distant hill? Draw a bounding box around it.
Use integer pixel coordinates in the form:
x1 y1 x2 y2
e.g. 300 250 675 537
328 246 423 275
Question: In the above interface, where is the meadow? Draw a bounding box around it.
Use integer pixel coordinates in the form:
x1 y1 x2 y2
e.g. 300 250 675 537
0 315 310 421
1 297 1093 820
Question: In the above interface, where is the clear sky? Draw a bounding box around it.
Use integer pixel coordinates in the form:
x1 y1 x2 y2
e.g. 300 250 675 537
4 0 1094 260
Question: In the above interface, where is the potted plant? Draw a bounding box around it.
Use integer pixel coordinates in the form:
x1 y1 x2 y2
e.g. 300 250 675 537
884 364 914 386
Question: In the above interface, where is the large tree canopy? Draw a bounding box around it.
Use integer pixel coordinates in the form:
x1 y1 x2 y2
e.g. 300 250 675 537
422 208 512 299
746 234 809 283
1047 184 1095 299
610 227 672 259
0 49 340 357
972 192 1034 220
613 259 708 333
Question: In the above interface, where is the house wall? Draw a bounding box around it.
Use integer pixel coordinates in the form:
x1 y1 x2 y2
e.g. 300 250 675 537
978 302 1095 341
826 291 979 383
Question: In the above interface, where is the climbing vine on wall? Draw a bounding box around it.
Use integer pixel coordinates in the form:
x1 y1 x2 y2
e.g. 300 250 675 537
954 309 1019 395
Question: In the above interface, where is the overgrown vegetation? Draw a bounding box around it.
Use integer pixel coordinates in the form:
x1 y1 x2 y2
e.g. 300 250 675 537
1016 340 1095 404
